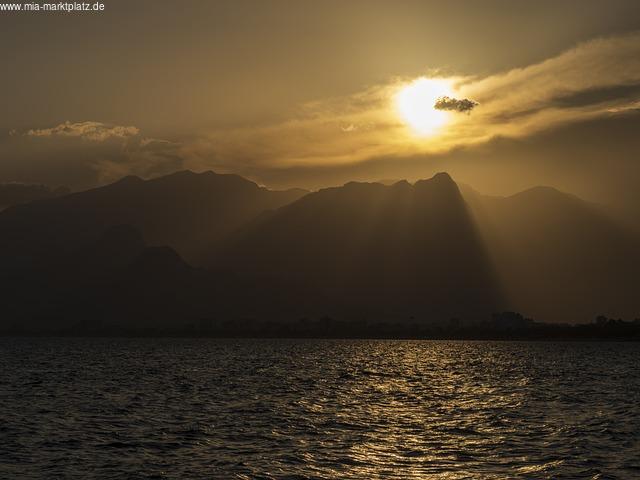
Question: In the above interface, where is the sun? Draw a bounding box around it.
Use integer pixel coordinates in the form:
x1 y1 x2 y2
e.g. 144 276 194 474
395 78 454 136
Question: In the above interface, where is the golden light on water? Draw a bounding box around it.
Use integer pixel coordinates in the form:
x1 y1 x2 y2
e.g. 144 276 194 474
395 78 454 136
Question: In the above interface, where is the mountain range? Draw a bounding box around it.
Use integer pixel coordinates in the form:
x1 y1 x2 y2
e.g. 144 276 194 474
0 170 638 333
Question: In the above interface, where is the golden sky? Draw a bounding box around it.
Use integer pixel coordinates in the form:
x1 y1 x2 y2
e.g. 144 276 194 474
2 0 640 213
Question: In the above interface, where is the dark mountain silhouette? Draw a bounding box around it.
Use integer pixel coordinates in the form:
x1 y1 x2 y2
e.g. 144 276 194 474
84 245 229 331
0 223 233 333
1 224 145 330
0 170 307 267
0 183 69 211
1 169 639 335
461 184 640 323
209 173 505 321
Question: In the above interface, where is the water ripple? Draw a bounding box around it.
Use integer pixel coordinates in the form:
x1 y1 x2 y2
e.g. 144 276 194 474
0 339 638 479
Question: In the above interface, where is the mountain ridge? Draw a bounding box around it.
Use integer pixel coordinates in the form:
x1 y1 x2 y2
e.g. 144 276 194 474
1 169 638 331
0 169 308 265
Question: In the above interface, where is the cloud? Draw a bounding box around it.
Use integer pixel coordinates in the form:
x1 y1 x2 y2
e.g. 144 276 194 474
182 31 640 174
5 31 640 189
4 121 183 188
91 134 183 184
458 32 640 134
26 121 139 142
140 137 179 148
607 100 640 113
434 96 478 113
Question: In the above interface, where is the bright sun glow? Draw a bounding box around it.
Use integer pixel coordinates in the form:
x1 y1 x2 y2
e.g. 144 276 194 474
395 78 454 136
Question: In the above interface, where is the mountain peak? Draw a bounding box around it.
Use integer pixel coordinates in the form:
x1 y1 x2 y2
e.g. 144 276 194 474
433 171 454 181
509 185 580 205
413 172 459 195
113 175 144 186
513 185 566 197
166 169 199 177
391 180 411 189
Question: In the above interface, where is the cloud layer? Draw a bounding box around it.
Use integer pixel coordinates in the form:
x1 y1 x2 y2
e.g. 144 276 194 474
5 31 640 189
26 121 140 142
183 31 640 173
3 122 182 188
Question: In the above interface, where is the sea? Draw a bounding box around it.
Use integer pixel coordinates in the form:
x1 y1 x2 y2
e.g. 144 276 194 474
1 338 638 479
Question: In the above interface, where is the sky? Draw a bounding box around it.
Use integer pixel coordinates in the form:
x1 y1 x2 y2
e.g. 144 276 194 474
1 0 640 215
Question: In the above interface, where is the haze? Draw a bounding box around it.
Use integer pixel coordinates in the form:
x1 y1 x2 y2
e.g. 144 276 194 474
0 0 638 221
4 4 640 478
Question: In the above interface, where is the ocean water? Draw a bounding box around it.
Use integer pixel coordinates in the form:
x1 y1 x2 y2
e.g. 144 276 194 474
0 338 638 479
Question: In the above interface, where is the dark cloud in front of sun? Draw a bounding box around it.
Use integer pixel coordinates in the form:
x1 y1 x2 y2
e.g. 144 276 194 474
434 96 479 113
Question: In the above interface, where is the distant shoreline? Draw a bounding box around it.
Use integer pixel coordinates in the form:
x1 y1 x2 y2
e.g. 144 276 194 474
3 332 639 342
4 314 640 341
